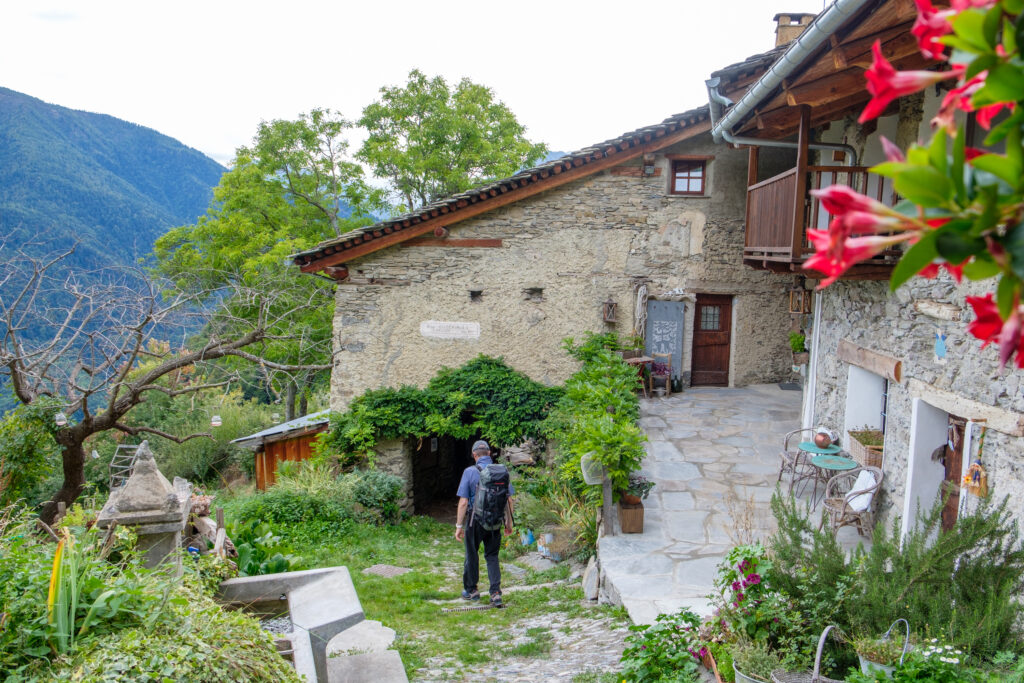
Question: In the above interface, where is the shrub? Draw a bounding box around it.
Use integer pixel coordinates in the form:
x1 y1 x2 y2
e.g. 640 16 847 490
226 520 302 577
231 488 349 526
345 468 403 524
50 594 300 682
0 399 60 506
620 609 704 682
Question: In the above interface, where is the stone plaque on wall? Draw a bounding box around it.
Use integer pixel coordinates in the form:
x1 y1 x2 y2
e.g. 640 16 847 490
420 321 481 340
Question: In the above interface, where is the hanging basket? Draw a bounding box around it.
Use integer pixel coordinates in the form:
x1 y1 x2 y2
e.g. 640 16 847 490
580 452 606 486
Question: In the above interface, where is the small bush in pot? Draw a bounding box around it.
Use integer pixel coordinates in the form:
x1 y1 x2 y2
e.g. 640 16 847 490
731 639 783 683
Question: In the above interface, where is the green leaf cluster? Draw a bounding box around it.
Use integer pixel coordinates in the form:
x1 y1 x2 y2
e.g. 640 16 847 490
316 355 561 461
0 397 61 506
358 69 548 211
546 336 646 496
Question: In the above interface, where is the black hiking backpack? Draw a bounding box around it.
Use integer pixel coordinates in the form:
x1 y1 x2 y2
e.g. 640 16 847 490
472 463 510 531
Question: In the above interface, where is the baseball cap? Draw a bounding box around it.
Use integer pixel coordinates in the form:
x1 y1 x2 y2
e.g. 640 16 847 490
471 440 490 453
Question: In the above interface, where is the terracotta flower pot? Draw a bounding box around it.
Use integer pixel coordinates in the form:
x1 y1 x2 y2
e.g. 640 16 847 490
621 493 642 505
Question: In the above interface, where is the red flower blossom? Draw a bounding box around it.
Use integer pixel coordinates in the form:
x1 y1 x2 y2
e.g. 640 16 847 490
918 259 966 283
966 294 1004 348
932 73 985 132
977 101 1015 130
912 0 954 60
861 41 964 123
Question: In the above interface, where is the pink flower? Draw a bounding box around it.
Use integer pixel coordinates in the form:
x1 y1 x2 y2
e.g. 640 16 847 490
736 591 745 602
880 136 906 163
912 0 954 60
977 102 1015 130
932 73 984 133
805 230 917 287
731 580 742 592
966 294 1004 349
744 573 762 586
998 308 1024 369
811 185 890 217
951 0 996 8
861 41 964 123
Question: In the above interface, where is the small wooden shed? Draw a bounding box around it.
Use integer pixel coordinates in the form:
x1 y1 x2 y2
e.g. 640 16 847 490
231 411 330 490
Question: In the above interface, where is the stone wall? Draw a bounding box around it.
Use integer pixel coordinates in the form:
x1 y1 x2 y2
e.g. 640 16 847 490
375 438 414 513
330 132 794 408
809 277 1024 530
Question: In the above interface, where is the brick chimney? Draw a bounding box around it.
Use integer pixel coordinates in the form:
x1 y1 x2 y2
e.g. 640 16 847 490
774 13 817 47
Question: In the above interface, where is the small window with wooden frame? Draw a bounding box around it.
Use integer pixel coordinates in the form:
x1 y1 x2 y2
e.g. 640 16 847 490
667 155 712 196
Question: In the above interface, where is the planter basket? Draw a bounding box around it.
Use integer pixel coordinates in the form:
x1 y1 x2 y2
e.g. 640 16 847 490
848 430 884 468
618 501 644 533
771 625 845 683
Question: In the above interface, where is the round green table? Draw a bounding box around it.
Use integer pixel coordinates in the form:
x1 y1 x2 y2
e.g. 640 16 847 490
808 454 857 507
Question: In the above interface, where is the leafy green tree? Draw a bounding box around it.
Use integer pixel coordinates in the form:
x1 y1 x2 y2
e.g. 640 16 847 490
358 69 548 211
154 109 382 417
0 398 60 505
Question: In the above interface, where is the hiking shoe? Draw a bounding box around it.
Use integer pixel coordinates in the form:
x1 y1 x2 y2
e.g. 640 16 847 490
461 590 480 601
490 592 503 608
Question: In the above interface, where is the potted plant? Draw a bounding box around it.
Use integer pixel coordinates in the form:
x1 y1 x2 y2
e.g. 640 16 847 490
618 474 653 533
847 425 885 468
789 331 809 365
853 635 907 678
620 473 655 505
731 640 782 683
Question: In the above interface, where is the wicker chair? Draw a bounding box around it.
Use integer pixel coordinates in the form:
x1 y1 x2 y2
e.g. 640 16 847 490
771 625 845 683
777 428 817 495
820 466 884 536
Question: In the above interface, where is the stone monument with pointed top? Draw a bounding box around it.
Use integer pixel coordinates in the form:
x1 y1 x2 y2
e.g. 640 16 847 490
96 441 192 574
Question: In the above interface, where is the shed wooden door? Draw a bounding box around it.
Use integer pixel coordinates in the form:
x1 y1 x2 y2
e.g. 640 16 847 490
691 294 732 386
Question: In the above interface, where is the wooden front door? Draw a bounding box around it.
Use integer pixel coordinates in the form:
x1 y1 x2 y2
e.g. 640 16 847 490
941 417 966 532
691 294 732 386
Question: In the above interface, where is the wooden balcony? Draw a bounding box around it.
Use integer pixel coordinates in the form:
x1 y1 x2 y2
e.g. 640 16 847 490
744 164 902 279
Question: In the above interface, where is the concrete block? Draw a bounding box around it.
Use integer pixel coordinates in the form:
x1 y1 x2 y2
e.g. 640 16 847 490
582 557 599 601
327 651 408 683
327 620 395 656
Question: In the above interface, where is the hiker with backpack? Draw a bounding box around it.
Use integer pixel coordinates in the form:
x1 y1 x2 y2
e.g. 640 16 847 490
455 440 514 607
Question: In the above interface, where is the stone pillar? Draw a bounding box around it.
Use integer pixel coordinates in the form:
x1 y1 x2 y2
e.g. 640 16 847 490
96 441 191 575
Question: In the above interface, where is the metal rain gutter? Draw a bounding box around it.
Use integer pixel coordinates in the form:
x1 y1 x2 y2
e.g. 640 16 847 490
707 0 874 161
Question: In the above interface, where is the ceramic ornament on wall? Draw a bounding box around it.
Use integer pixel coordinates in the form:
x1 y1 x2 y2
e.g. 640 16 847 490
934 326 948 364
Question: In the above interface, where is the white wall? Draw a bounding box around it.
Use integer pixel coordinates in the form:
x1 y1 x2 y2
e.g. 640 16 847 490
902 398 949 541
843 366 886 441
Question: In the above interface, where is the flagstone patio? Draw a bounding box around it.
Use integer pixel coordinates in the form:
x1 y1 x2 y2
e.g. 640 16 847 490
598 384 867 625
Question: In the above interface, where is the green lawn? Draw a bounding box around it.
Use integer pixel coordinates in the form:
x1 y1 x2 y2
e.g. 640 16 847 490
233 513 628 679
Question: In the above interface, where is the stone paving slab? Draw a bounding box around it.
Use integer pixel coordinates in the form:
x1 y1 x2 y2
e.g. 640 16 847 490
599 385 801 623
599 384 871 625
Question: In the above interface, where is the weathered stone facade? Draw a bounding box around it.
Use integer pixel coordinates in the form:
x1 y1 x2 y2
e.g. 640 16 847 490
330 133 793 408
807 93 1024 534
810 278 1024 530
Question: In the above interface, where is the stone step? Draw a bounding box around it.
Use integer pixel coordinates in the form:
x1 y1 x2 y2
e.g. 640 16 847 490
327 651 408 683
326 620 395 656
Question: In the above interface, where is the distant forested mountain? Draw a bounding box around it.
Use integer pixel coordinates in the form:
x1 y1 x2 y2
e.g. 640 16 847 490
0 87 225 271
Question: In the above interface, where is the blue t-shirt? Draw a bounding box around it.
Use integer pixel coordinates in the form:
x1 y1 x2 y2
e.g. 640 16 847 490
456 456 514 507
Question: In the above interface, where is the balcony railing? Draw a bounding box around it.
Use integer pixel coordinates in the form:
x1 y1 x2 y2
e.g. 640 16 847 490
744 165 900 276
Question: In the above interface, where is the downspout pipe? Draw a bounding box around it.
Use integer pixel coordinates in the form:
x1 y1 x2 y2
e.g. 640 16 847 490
707 0 874 162
706 78 858 165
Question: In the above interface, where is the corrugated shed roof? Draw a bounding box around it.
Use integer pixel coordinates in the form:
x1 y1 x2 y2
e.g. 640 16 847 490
231 409 331 449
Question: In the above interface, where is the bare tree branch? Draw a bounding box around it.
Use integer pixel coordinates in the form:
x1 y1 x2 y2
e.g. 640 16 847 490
114 423 215 444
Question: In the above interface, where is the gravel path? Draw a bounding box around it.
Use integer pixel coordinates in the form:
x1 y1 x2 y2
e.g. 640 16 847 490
412 607 629 682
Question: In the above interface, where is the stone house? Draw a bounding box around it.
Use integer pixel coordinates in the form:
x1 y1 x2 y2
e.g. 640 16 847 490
707 0 1024 536
293 59 800 409
291 48 808 511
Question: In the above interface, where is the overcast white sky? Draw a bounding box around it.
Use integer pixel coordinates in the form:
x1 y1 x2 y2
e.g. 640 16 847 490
2 0 827 167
